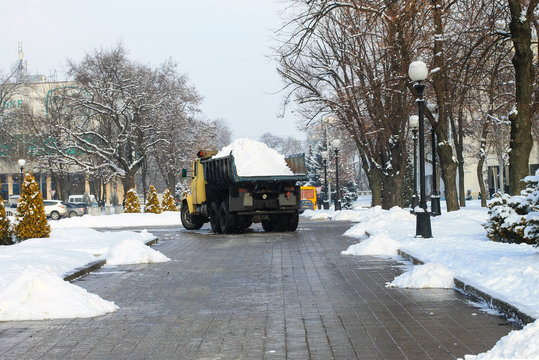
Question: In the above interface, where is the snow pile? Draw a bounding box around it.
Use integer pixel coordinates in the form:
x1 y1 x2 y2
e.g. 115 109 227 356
0 267 118 321
464 319 539 359
215 138 293 176
107 238 171 265
341 233 401 257
343 206 415 239
386 263 455 289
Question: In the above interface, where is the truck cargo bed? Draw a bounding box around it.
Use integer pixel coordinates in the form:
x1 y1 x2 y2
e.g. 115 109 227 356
202 154 308 188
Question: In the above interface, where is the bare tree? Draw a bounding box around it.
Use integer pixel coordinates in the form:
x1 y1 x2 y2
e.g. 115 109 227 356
506 0 538 194
41 45 173 197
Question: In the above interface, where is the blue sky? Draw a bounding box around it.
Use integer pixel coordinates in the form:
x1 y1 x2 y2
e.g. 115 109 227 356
0 0 304 140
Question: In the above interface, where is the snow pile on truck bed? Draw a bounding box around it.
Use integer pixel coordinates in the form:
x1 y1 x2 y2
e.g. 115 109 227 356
215 138 294 176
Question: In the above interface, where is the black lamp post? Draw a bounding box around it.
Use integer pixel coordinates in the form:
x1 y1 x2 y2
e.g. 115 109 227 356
18 159 26 195
431 127 441 216
332 139 342 211
409 116 419 211
408 61 432 238
321 151 330 209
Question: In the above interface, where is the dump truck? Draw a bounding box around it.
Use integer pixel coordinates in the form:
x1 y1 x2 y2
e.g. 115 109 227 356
180 150 308 233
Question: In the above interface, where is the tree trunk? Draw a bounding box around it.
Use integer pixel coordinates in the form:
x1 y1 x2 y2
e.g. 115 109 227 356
167 172 176 194
141 159 148 204
430 0 460 212
369 170 382 207
456 115 466 207
121 171 137 199
438 143 460 211
498 153 505 194
478 121 489 207
381 175 395 210
507 0 535 195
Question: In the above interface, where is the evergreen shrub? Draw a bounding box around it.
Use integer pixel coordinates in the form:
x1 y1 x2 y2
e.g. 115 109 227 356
144 185 162 214
161 188 177 211
124 188 141 213
484 170 538 245
14 173 50 241
0 192 13 245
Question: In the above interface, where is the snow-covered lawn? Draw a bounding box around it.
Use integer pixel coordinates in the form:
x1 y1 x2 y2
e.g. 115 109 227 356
50 210 182 228
302 200 539 360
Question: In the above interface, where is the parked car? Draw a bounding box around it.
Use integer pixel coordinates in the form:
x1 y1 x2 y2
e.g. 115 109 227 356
43 200 67 220
5 196 19 217
65 202 88 218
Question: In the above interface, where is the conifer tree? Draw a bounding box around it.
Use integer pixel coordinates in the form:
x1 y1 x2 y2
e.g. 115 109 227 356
161 188 177 211
144 185 162 214
0 191 13 245
124 188 141 213
15 173 50 241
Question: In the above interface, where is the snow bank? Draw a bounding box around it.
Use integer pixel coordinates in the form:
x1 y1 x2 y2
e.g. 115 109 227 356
107 238 171 265
215 138 293 176
464 319 539 359
0 267 118 321
386 263 455 289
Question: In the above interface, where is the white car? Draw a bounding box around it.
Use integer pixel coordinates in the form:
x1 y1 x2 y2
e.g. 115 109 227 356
43 200 67 220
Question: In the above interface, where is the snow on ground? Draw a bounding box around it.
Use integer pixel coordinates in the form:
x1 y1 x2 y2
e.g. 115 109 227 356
51 211 181 229
0 224 169 321
215 138 294 176
302 200 539 359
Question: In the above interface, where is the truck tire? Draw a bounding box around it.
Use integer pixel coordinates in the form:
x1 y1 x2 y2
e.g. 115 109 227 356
261 219 274 232
181 205 204 230
219 200 237 234
272 215 287 232
286 211 299 231
209 202 222 233
237 216 252 231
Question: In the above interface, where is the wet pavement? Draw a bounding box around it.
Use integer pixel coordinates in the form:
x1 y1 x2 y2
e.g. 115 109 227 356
0 219 518 359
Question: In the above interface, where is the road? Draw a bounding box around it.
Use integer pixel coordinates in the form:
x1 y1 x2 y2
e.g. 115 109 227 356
0 219 518 359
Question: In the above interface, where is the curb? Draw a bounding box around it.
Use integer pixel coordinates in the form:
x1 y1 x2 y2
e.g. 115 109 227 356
397 250 536 325
62 237 159 282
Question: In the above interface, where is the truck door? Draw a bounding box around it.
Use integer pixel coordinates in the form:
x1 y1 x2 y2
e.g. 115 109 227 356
191 161 207 205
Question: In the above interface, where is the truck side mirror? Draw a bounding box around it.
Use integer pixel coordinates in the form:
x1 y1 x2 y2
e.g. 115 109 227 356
181 168 187 179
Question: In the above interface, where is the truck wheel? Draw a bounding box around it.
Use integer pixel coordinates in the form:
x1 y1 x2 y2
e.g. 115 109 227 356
237 216 252 231
209 202 222 233
219 200 237 234
286 212 299 231
181 205 204 230
261 219 274 232
271 215 287 232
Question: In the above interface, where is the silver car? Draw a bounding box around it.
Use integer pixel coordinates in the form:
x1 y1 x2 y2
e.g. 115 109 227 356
44 200 68 220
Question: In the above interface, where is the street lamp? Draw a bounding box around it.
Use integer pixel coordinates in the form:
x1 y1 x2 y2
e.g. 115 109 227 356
18 159 26 195
321 150 330 209
409 115 419 211
331 139 342 211
408 61 432 238
430 127 441 216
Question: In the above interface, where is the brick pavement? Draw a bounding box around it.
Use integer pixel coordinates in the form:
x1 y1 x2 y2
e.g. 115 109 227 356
0 219 518 359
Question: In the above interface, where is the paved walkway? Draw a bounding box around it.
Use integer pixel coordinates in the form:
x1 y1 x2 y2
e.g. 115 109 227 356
0 219 518 359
